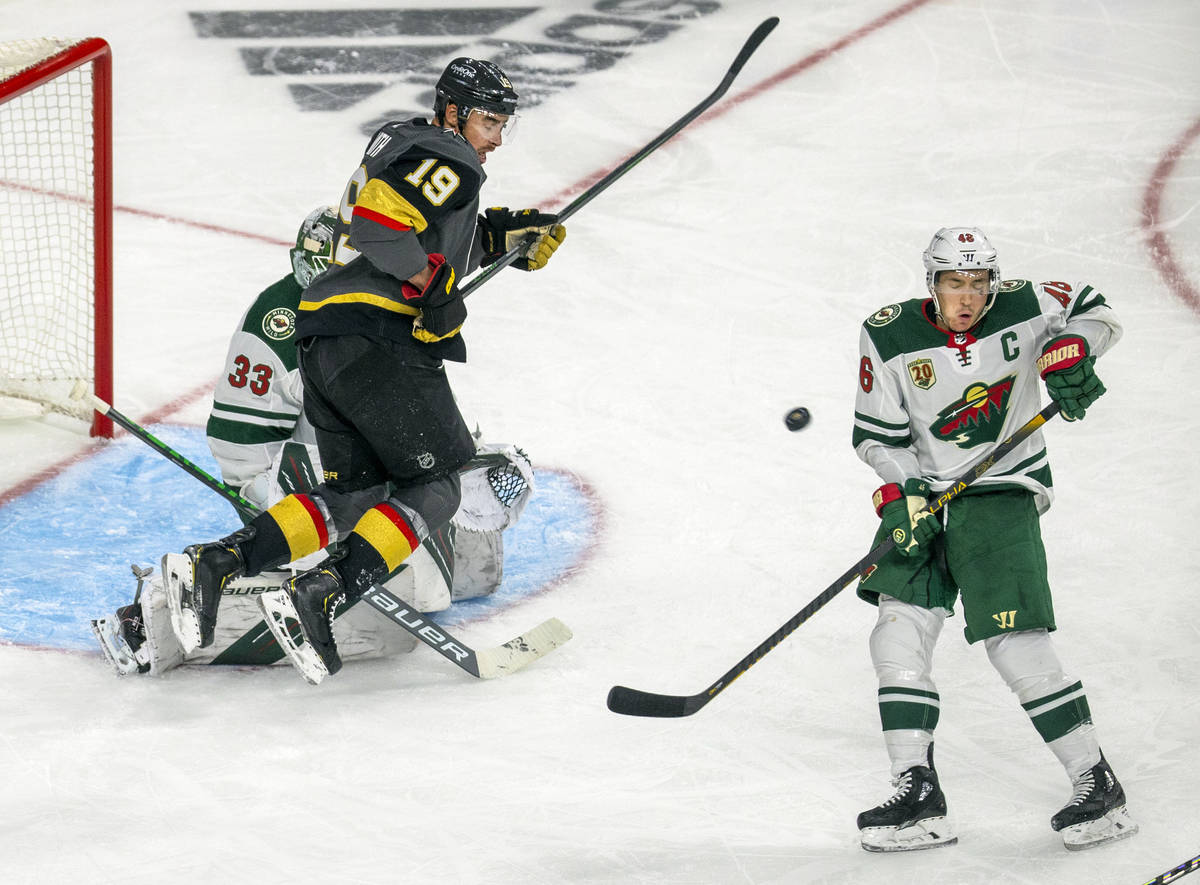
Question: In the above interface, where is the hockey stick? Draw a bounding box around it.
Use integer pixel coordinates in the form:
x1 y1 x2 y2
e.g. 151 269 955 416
459 15 780 296
87 393 258 519
607 403 1063 718
86 397 571 680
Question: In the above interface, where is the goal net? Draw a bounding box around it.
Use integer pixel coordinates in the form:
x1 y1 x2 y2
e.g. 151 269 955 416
0 37 113 436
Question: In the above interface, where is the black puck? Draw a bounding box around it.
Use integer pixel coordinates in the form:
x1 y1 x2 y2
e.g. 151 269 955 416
784 407 810 431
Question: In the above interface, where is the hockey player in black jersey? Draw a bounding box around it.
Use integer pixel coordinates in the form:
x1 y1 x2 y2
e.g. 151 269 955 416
161 57 566 684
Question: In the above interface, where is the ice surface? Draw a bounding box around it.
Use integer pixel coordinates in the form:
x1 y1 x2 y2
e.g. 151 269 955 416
1 1 1197 882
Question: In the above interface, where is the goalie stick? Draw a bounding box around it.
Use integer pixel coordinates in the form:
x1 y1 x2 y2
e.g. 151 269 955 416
459 15 780 296
86 396 571 682
87 393 258 520
607 403 1062 718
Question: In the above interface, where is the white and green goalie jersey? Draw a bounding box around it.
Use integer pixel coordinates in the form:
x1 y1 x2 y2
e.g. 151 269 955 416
852 279 1122 514
206 273 316 503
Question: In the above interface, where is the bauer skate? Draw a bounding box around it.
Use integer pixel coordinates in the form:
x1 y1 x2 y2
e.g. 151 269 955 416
257 565 348 685
1051 752 1138 850
162 528 251 652
858 745 957 852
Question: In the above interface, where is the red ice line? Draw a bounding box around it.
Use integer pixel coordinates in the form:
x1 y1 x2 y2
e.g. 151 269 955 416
1140 116 1200 315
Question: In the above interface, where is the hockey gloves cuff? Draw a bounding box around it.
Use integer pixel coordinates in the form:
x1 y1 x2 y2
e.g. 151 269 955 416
480 207 566 271
874 479 940 557
402 253 467 343
1038 335 1105 421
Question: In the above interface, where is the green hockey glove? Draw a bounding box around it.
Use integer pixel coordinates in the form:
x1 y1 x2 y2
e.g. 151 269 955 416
480 207 566 271
1037 335 1105 421
874 479 941 557
403 254 466 343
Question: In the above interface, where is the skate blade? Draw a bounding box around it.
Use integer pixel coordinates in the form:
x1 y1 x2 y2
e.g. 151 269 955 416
861 817 957 852
1062 806 1139 851
161 553 202 654
90 617 142 676
257 589 329 686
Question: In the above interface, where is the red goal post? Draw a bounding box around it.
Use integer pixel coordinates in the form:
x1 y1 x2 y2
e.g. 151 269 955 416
0 37 113 437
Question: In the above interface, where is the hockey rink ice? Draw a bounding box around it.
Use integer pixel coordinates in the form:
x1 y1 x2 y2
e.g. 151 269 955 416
2 1 1198 882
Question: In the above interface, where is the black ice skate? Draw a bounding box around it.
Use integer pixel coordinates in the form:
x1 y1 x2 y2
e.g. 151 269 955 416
1051 752 1138 850
161 528 252 652
858 745 957 852
91 601 150 675
257 565 349 685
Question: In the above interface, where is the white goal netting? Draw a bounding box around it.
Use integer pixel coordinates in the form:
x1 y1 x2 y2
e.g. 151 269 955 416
0 37 109 431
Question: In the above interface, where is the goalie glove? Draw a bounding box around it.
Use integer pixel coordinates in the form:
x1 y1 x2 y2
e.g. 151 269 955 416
874 479 941 557
1037 335 1105 421
403 253 467 343
479 207 566 271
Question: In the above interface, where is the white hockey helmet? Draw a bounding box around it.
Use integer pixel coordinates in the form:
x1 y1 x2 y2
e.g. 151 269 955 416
922 227 1001 320
290 206 338 288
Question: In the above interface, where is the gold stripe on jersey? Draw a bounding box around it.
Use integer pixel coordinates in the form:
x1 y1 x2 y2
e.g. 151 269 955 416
298 292 421 315
357 178 429 232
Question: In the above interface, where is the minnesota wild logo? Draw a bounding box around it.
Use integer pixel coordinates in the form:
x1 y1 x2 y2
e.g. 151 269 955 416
930 375 1015 448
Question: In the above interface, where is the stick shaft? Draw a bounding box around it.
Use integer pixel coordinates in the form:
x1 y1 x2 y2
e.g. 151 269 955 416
608 403 1062 718
460 16 779 297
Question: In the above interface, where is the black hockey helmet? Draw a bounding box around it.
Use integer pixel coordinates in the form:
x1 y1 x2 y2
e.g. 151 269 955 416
434 57 519 126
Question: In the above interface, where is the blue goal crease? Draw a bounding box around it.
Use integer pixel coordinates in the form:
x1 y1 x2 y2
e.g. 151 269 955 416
0 425 595 650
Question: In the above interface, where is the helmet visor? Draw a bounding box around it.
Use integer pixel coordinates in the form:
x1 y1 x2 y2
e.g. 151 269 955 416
465 108 519 143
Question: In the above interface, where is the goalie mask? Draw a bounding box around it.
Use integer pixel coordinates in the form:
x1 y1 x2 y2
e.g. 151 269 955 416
290 206 338 288
922 227 1001 323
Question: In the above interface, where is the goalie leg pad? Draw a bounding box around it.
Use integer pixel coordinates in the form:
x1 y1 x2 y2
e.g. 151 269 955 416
450 529 503 601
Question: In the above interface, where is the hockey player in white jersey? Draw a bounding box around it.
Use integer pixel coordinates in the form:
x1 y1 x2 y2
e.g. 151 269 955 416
92 207 536 676
851 227 1137 852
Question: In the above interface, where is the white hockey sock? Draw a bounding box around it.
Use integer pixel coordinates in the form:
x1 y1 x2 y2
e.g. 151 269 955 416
884 729 934 777
1048 722 1102 782
985 629 1101 780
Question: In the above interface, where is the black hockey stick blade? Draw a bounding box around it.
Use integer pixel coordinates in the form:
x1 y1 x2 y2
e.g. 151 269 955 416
607 403 1061 718
607 685 706 718
460 16 779 297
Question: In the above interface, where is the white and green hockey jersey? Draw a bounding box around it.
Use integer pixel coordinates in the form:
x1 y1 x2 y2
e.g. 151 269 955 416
852 279 1122 514
206 273 317 507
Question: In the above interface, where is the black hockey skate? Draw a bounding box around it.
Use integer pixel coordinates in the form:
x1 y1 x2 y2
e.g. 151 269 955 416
1051 752 1138 850
91 602 150 675
858 745 957 852
257 565 350 684
162 527 252 652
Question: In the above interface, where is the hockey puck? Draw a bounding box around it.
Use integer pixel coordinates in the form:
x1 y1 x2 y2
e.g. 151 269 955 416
784 407 811 432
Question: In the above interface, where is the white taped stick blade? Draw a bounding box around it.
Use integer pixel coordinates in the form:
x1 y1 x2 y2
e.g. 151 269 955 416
475 617 572 679
257 589 329 685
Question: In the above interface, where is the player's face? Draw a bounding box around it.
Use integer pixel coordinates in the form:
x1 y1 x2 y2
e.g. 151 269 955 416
458 108 513 165
933 270 990 331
